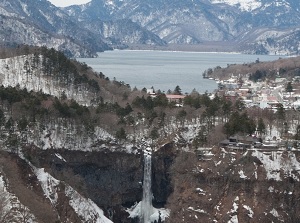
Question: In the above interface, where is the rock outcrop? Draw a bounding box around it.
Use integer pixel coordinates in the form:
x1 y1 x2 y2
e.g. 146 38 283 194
2 140 300 222
22 143 177 222
165 147 300 222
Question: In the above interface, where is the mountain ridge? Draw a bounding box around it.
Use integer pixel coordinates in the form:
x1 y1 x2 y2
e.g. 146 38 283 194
64 0 300 55
1 0 300 56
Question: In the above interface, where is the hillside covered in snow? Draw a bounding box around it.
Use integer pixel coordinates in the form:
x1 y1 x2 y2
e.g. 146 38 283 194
1 0 300 56
0 46 299 222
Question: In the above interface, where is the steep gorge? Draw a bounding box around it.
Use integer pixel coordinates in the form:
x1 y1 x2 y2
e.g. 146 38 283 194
1 140 300 222
21 143 177 222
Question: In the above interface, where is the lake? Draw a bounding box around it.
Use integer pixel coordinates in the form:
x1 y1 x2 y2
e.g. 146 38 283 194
78 50 285 94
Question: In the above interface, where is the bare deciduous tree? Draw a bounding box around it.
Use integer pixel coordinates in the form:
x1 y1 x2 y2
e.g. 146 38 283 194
16 203 35 223
0 190 14 223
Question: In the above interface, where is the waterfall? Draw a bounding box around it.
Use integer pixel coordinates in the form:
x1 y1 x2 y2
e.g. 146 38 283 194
126 147 169 223
141 150 154 223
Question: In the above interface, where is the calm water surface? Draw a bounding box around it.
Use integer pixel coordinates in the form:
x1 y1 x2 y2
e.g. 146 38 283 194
78 50 284 94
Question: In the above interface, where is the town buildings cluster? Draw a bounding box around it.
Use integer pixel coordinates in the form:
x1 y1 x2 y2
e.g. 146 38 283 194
215 75 300 111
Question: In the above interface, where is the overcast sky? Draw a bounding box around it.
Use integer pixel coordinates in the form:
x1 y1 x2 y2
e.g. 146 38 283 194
48 0 91 7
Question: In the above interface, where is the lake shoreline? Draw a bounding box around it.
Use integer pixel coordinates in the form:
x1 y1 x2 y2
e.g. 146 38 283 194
125 42 241 53
79 51 284 94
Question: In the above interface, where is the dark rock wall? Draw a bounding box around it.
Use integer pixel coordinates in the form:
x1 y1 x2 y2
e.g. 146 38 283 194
152 143 177 207
23 145 176 222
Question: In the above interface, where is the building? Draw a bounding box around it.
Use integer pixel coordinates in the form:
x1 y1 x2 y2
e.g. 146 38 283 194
165 94 186 105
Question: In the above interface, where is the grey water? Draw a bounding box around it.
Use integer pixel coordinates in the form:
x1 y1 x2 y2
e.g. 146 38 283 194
78 50 285 94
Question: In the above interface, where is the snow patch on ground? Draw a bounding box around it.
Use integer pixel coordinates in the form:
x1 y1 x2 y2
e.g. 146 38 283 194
268 186 274 192
252 150 300 181
196 187 206 195
65 185 113 223
25 121 140 153
34 168 60 205
270 208 279 218
238 170 248 179
0 55 97 106
0 175 37 222
55 153 66 162
211 0 262 11
243 205 254 218
228 215 239 223
33 166 112 222
227 196 239 223
187 206 207 214
215 160 222 166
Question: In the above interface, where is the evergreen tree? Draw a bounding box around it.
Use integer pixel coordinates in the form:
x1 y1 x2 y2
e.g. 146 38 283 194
276 103 285 120
150 128 159 141
234 98 245 111
158 111 166 129
5 117 14 132
286 82 293 94
116 127 127 140
17 117 28 131
0 109 5 126
222 99 233 122
193 126 207 148
153 94 168 107
294 125 300 140
257 118 266 135
173 85 182 95
224 112 256 136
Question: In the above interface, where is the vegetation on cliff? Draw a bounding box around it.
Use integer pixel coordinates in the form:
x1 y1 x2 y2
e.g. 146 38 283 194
0 45 300 222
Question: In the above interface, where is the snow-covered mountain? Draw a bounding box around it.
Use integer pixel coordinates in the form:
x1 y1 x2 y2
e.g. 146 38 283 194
1 0 299 55
0 0 111 57
211 0 262 12
0 0 166 57
64 0 300 54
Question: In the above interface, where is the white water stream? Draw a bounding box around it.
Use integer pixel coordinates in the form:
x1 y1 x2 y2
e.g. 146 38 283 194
141 150 154 223
126 147 170 222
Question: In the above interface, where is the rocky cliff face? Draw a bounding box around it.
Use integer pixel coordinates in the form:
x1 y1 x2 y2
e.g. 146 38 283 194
152 143 177 207
166 147 300 222
1 136 300 222
22 143 177 222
